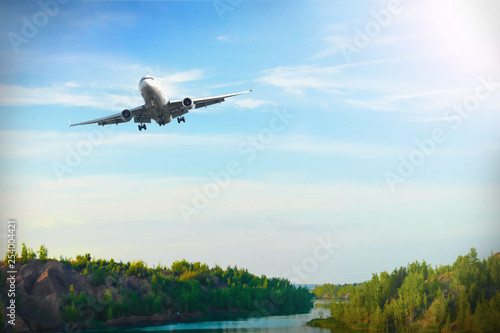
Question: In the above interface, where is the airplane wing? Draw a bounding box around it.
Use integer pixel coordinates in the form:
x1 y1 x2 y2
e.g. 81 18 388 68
69 105 147 127
169 90 251 119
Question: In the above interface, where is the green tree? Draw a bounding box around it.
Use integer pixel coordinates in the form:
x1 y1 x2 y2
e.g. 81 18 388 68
103 289 113 304
107 307 113 320
171 259 190 275
91 267 107 285
398 270 424 325
486 252 500 288
472 291 500 332
27 247 36 261
38 244 48 261
153 295 163 314
21 243 28 264
62 303 79 322
370 305 385 328
126 260 146 277
427 290 449 327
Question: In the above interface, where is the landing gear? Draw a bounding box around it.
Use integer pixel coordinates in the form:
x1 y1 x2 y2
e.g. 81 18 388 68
138 124 147 131
159 119 166 126
177 116 186 124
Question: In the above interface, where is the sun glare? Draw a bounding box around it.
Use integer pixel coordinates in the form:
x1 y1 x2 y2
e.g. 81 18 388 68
428 0 500 72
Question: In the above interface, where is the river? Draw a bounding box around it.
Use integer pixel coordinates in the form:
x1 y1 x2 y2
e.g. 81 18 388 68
91 301 360 333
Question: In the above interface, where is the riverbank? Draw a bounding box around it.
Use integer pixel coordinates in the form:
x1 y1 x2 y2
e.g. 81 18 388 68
307 317 448 332
82 301 330 333
0 256 313 332
306 250 500 333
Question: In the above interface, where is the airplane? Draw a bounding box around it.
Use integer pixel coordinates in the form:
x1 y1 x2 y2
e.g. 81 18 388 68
69 75 252 131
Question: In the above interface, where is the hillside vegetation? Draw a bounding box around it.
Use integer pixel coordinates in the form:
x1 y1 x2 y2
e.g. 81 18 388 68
309 248 500 332
0 244 313 332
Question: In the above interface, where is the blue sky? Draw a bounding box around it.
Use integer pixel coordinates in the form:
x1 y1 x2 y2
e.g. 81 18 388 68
1 0 499 284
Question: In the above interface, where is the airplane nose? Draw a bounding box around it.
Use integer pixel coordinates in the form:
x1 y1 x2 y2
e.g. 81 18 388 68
139 79 148 91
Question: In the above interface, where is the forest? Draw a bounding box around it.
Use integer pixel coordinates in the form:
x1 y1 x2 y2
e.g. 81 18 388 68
309 248 500 332
1 243 313 327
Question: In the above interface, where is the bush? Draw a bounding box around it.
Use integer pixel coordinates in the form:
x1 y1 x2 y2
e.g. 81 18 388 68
62 303 79 322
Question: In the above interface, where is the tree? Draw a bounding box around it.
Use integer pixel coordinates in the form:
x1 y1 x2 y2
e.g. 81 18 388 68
74 253 91 270
472 291 500 332
62 303 79 322
21 243 28 263
107 307 113 320
486 252 500 288
171 259 190 275
27 247 36 261
91 267 107 285
397 270 424 325
127 260 146 277
38 244 48 261
102 289 113 304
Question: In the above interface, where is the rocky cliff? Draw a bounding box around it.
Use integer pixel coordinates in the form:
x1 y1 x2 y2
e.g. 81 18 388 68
0 259 158 332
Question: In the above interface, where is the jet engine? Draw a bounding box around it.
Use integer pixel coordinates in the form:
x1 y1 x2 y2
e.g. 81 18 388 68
121 109 132 122
182 97 194 111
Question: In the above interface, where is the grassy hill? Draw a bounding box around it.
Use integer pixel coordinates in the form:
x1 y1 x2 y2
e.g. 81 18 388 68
0 250 313 332
308 249 500 333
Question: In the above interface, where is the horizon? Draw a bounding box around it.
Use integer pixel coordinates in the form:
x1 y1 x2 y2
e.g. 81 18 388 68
6 242 499 286
1 0 499 285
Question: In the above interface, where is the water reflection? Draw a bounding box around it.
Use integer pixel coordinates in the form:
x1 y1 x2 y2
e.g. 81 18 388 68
134 300 339 332
88 300 361 333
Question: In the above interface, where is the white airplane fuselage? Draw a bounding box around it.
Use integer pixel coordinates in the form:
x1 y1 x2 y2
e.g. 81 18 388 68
69 75 250 131
139 76 171 124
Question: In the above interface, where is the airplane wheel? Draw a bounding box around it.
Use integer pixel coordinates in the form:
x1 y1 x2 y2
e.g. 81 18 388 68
138 125 142 131
177 118 180 124
182 117 186 123
143 124 147 130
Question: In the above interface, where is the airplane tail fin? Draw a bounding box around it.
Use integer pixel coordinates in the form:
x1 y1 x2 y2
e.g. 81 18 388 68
68 119 72 128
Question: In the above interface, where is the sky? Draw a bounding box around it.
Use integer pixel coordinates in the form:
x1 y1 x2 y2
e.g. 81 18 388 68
0 0 499 284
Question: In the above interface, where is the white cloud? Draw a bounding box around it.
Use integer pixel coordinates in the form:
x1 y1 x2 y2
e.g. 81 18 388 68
257 55 500 116
64 81 79 88
256 57 409 96
0 69 205 108
157 69 204 84
257 65 342 95
0 83 117 108
228 98 276 109
206 81 247 89
313 33 417 60
312 35 352 60
0 130 239 160
270 135 399 157
3 130 486 164
216 35 240 43
1 172 494 238
345 85 500 113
